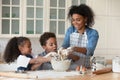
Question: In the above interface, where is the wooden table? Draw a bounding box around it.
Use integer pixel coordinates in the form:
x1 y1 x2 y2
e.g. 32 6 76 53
0 70 120 80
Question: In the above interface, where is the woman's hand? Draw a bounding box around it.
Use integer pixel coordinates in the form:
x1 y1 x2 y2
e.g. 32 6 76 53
68 54 79 61
72 47 87 54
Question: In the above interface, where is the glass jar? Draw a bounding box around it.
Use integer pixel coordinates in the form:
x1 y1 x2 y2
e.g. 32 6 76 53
91 56 106 71
112 56 120 72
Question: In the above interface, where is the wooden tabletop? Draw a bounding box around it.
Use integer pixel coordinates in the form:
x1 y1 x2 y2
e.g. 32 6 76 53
0 70 120 80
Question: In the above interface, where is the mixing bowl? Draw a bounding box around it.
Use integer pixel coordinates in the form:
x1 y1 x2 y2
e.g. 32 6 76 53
51 59 71 71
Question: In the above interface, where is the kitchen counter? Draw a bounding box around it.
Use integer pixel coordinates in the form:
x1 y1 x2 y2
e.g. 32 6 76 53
0 70 120 80
0 63 17 71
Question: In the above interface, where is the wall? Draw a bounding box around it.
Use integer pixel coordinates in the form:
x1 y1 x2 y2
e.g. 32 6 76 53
87 0 120 59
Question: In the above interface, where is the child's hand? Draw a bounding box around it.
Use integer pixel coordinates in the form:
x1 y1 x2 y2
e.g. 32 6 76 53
44 52 57 58
46 56 52 61
37 56 51 63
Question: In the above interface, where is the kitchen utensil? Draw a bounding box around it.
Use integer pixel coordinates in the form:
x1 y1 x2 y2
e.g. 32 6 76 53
93 67 112 75
112 56 120 72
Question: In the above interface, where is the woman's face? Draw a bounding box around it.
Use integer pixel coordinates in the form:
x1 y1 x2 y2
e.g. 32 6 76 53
43 37 57 53
71 14 86 30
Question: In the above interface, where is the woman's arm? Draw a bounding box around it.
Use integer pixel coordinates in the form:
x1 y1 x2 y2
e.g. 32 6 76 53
68 54 79 61
86 29 99 56
72 47 87 54
62 26 75 48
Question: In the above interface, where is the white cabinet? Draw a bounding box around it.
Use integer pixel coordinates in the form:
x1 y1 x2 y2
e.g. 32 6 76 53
87 0 120 59
0 0 21 37
0 0 86 38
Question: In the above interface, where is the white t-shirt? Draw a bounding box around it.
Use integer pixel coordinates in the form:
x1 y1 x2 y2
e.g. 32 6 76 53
17 55 31 68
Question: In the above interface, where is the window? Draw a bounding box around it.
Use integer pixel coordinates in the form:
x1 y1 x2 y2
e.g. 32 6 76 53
0 0 86 38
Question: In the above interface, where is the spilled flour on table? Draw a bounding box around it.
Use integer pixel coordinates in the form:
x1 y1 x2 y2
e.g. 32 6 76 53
27 70 80 79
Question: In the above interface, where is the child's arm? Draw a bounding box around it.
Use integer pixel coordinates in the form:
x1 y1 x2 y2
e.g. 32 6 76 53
37 56 51 63
29 56 51 64
29 56 52 70
31 63 42 70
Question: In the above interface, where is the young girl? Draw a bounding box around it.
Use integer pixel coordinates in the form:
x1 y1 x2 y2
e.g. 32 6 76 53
3 37 51 71
38 32 57 70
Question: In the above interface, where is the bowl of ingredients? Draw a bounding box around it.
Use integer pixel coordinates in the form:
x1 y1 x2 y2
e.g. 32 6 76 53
51 59 71 71
50 48 72 71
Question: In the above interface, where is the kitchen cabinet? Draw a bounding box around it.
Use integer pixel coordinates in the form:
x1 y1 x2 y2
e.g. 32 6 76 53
0 0 86 38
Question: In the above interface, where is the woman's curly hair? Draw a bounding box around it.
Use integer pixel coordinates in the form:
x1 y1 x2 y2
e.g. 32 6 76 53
68 4 95 27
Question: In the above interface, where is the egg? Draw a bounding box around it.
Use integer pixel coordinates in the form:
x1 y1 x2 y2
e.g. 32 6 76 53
76 66 80 71
76 66 86 71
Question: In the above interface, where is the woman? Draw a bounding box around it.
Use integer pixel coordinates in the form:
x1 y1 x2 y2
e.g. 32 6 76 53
62 4 99 69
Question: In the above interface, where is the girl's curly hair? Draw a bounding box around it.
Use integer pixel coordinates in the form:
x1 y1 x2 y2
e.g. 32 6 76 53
3 37 30 63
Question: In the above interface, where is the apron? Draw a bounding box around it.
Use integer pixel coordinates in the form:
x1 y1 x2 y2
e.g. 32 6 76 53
69 31 90 70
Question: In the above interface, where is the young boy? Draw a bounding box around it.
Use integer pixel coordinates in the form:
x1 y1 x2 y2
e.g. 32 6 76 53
38 32 57 70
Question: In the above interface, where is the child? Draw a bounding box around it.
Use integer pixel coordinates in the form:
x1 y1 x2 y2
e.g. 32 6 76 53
3 36 51 71
38 32 57 70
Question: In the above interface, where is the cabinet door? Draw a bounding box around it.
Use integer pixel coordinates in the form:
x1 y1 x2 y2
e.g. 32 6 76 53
49 0 86 37
49 0 66 37
72 0 86 5
1 0 21 37
24 0 44 37
0 0 44 37
0 0 86 38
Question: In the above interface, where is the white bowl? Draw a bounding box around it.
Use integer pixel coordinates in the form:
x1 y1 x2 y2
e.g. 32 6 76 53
51 59 71 71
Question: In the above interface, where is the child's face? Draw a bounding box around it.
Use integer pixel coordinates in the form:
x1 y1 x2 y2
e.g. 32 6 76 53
43 37 57 53
19 40 32 55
